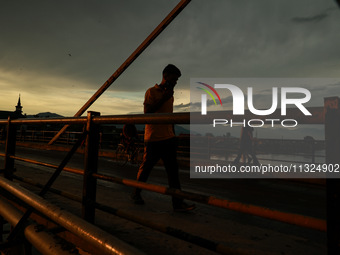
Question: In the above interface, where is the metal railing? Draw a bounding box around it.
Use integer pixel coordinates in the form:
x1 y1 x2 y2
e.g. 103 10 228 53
0 97 339 254
1 127 325 167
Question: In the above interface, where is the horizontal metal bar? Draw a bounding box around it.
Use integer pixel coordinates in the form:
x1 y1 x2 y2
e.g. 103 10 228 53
0 116 87 126
10 155 84 175
0 106 325 126
0 113 190 125
0 197 76 255
92 112 190 124
14 173 326 254
9 153 326 231
3 176 113 255
14 175 81 202
0 177 145 255
92 173 326 232
12 175 241 255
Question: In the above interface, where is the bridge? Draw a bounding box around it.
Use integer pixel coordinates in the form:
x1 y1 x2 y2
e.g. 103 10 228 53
1 0 339 253
0 96 339 254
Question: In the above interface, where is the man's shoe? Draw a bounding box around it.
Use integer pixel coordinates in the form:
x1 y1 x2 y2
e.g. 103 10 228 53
131 194 145 205
173 202 196 212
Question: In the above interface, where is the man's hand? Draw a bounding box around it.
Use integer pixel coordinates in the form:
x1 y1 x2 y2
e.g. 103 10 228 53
163 88 174 101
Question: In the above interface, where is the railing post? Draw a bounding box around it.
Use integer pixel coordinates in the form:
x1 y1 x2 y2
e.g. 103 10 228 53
82 111 100 223
4 117 16 180
324 97 340 255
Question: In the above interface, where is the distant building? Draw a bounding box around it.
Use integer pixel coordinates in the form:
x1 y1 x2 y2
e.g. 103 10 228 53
0 95 26 119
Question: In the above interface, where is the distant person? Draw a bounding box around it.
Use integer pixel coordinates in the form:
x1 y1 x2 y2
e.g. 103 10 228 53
121 124 139 161
131 64 195 212
19 125 27 141
233 125 259 165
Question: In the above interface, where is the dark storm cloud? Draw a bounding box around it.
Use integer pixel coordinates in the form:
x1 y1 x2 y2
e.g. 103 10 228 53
291 8 337 23
2 1 340 86
291 13 329 23
1 0 340 116
0 0 180 90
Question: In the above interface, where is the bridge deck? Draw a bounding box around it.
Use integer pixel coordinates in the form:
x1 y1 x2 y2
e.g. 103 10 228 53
0 144 327 255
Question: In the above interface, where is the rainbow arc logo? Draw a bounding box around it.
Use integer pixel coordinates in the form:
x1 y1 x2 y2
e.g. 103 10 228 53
196 82 222 115
196 82 222 106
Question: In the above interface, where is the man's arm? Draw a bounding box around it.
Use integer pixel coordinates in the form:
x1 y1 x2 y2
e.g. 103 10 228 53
144 89 173 113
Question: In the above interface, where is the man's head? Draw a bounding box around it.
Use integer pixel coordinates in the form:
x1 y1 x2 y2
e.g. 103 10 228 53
162 64 181 89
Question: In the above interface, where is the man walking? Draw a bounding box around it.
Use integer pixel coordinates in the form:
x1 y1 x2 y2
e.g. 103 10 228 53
131 64 195 212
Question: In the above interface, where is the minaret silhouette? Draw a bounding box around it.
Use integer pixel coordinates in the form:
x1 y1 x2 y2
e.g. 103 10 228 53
15 94 23 114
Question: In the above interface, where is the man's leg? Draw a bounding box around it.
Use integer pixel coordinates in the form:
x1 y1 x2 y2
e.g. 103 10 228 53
132 142 160 204
161 138 194 211
233 149 242 164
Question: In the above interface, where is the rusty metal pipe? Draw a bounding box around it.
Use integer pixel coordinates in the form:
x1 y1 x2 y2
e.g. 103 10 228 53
9 153 326 231
48 0 192 144
92 173 326 232
0 116 87 126
5 131 87 243
0 177 145 255
0 112 190 126
14 174 326 255
14 173 323 255
0 106 325 126
10 155 84 175
92 112 190 124
11 176 244 255
14 175 81 202
0 197 75 255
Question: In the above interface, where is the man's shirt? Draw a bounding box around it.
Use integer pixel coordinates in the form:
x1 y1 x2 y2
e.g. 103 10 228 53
144 84 175 142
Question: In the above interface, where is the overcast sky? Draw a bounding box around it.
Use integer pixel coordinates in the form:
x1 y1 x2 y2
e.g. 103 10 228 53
1 0 340 124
